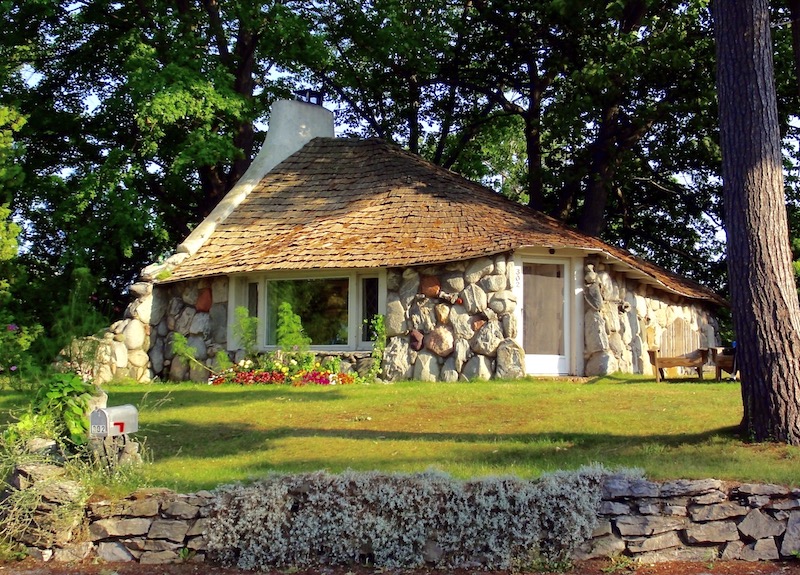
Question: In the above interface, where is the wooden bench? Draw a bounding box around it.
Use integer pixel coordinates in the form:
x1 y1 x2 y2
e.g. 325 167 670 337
647 348 709 382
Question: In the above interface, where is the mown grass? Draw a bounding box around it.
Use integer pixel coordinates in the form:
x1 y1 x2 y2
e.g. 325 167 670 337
2 375 799 492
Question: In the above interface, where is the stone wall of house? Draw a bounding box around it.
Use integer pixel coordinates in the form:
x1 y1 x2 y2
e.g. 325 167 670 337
92 252 719 383
150 276 231 382
13 470 800 565
381 254 525 382
90 271 230 384
96 269 373 384
583 258 719 378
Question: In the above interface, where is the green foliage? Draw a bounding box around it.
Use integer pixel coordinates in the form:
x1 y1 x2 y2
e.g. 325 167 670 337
0 318 42 389
0 106 25 206
233 306 259 359
33 373 95 446
0 411 61 481
216 349 233 373
0 406 83 555
78 440 152 500
171 333 208 375
600 553 636 573
1 0 313 333
0 111 42 385
178 547 196 562
306 1 737 288
172 332 232 379
0 406 148 553
364 314 386 382
0 203 20 263
276 301 312 352
32 268 109 371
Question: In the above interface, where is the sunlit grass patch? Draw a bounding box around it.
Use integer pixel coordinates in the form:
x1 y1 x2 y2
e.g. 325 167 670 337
5 376 793 491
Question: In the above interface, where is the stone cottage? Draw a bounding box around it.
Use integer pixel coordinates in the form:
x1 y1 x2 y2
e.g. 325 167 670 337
97 99 725 383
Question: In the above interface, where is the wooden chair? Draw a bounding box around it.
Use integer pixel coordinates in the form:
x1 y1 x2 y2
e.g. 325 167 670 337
711 347 738 381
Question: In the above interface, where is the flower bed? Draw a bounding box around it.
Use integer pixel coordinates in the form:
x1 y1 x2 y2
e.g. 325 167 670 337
208 358 357 387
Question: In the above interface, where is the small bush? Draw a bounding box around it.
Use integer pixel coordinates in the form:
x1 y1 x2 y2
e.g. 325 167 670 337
206 466 620 571
33 372 96 446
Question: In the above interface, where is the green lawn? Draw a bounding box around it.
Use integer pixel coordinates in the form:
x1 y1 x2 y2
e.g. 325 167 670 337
2 376 799 492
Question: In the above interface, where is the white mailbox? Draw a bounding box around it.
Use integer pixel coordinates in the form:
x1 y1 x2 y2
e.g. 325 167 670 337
89 405 138 438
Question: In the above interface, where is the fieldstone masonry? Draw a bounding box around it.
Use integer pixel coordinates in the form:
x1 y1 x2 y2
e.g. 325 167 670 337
11 472 800 565
582 258 718 377
90 251 719 383
578 477 800 563
382 254 525 382
87 489 214 564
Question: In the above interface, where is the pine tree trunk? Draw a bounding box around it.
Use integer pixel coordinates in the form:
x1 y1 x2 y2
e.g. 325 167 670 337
714 0 800 443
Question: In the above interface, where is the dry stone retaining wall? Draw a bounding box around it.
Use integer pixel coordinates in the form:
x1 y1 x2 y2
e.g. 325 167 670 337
580 476 800 563
14 474 800 566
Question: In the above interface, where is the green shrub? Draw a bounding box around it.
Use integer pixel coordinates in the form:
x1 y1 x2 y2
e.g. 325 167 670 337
32 372 96 446
0 409 81 556
0 381 149 556
276 301 311 351
37 267 109 369
206 465 621 571
233 306 259 360
364 314 386 382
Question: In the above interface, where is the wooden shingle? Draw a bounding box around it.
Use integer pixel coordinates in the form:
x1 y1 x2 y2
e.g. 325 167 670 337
164 138 723 305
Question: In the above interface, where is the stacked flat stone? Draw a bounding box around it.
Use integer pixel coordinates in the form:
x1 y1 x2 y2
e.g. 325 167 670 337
13 472 800 565
579 476 800 562
88 490 213 564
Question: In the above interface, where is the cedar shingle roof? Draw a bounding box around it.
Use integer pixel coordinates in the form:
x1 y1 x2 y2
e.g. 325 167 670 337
163 138 724 305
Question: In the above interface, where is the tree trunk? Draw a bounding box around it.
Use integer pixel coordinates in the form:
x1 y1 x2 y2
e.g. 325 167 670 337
714 0 800 443
577 104 619 237
524 101 544 211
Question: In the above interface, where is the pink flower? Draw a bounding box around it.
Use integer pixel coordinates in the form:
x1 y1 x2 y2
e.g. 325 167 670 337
7 324 18 332
10 365 17 372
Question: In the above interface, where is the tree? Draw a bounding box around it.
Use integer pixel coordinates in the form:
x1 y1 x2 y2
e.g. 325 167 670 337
714 0 800 443
307 0 729 287
1 0 323 327
0 106 42 380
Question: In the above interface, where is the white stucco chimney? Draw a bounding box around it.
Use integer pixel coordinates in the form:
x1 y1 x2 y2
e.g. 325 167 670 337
177 99 335 256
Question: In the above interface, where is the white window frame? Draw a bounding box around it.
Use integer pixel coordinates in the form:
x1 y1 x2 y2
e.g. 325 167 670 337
227 269 386 352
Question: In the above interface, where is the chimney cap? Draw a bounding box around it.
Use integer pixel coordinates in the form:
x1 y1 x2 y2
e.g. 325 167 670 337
294 89 324 106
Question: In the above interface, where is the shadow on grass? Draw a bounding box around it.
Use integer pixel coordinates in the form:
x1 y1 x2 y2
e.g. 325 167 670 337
107 384 348 411
140 418 743 462
0 390 31 425
140 418 749 491
585 374 657 385
586 373 741 386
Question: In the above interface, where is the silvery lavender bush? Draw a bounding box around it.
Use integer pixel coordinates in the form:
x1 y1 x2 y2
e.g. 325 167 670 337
205 464 632 571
